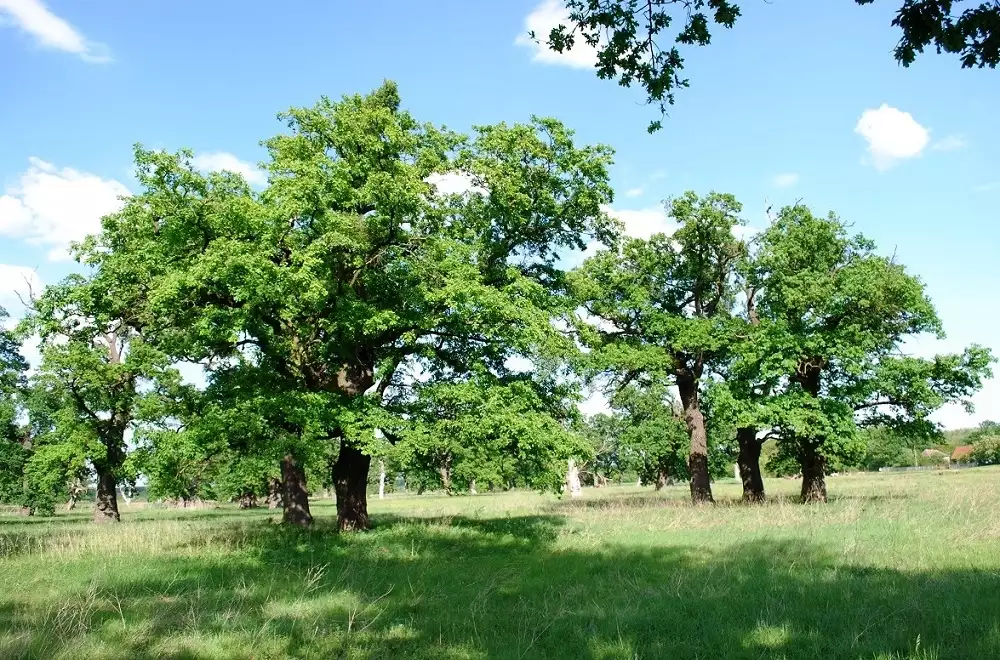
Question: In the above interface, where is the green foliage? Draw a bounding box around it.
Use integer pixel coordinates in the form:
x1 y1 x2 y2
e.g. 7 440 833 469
72 82 613 522
971 436 1000 465
543 1 998 130
860 426 911 471
0 306 28 506
611 383 689 485
748 204 992 479
968 420 1000 443
15 274 183 518
396 377 585 494
571 191 746 498
541 0 741 132
576 412 628 483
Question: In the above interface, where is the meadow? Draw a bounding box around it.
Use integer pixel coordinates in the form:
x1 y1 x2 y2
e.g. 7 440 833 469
1 468 999 660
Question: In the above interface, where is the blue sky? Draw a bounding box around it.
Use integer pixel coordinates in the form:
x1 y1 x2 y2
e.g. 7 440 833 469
1 0 997 428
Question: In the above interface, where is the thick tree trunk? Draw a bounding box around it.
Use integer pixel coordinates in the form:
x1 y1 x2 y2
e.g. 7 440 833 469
280 454 313 526
266 477 281 509
676 373 714 504
566 458 582 497
238 491 258 509
800 441 827 503
737 427 765 503
333 442 371 531
93 467 121 523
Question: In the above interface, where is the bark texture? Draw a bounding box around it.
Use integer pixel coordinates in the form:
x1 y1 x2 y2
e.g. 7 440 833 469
737 426 765 503
795 360 827 503
677 372 713 503
266 478 281 509
280 454 313 526
800 442 828 503
333 442 371 531
93 466 121 523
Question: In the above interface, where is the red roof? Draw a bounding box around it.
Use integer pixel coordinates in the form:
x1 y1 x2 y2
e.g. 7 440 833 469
952 445 974 461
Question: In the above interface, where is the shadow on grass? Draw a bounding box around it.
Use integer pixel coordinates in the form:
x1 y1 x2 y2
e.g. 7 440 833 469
0 511 997 659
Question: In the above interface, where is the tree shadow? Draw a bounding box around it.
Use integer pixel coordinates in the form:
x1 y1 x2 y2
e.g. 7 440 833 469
1 511 997 659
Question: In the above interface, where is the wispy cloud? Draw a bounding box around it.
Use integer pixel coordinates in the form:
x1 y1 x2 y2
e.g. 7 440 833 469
772 173 799 188
624 187 644 198
0 0 111 62
931 135 967 152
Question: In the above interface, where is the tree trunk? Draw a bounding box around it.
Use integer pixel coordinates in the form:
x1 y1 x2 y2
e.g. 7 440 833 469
378 459 386 500
800 442 827 503
566 458 582 497
93 466 120 523
280 454 313 526
439 464 451 492
676 373 714 504
333 441 371 531
737 427 765 503
655 469 671 491
238 491 258 509
266 477 281 509
469 479 477 495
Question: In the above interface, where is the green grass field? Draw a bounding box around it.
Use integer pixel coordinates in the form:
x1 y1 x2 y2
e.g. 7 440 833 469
2 468 999 660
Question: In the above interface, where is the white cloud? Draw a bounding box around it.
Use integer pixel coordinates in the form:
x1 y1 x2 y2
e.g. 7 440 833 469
602 204 677 239
425 172 485 196
514 0 596 69
772 173 799 188
0 158 129 261
973 181 1000 192
931 134 967 152
854 104 930 171
0 0 110 62
190 152 266 186
624 187 644 198
732 225 760 239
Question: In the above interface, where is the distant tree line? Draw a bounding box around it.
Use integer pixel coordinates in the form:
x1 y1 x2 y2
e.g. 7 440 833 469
0 82 992 527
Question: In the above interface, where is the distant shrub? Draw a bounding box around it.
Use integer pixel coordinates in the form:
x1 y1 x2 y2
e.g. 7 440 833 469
971 436 1000 466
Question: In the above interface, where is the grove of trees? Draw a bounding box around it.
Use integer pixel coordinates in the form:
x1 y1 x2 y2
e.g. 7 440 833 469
0 82 992 528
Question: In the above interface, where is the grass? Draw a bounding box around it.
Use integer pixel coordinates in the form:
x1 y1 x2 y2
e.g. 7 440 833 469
2 469 1000 659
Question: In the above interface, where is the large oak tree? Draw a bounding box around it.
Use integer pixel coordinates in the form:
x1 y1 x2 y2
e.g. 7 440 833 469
80 82 614 530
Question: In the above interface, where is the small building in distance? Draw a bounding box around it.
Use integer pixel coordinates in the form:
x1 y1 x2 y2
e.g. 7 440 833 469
951 445 975 463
